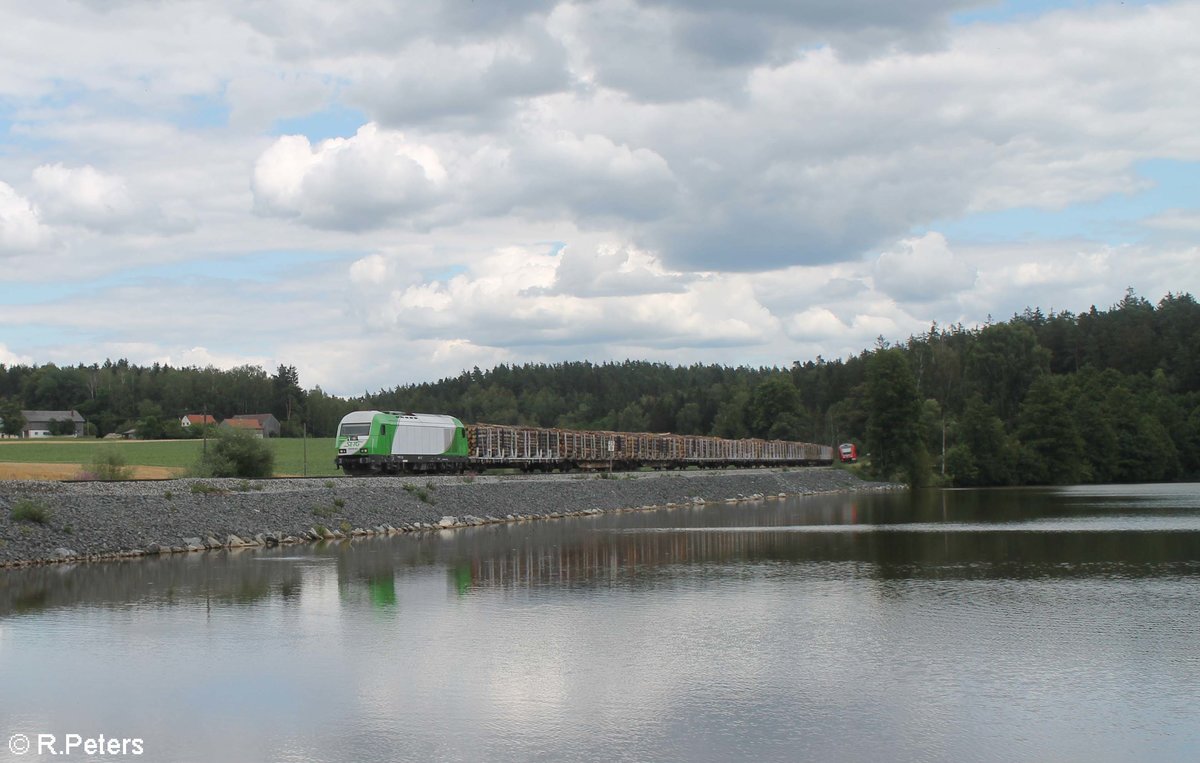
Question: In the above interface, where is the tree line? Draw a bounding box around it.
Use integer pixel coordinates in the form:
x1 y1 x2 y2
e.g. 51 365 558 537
1 290 1197 486
0 361 355 441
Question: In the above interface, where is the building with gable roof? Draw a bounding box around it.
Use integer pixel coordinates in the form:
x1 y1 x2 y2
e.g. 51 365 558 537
20 410 87 438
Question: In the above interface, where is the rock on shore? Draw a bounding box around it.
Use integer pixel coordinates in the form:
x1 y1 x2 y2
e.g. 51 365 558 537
0 468 896 567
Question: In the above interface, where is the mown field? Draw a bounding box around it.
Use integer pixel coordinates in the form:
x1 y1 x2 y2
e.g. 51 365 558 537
0 437 340 479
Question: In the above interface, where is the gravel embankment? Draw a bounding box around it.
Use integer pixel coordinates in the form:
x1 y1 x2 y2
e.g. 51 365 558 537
0 468 898 567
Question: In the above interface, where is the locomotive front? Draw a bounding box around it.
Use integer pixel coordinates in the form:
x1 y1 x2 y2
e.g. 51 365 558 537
335 410 469 474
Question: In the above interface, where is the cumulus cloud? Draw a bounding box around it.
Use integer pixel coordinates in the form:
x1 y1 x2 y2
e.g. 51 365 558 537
252 123 678 231
507 131 678 223
872 232 976 302
168 346 272 371
0 181 48 253
785 307 847 342
547 244 689 297
1 0 1198 393
347 245 774 352
30 164 138 230
0 343 33 366
252 124 448 229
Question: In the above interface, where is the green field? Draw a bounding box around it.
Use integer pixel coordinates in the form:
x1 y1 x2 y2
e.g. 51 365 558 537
0 437 341 478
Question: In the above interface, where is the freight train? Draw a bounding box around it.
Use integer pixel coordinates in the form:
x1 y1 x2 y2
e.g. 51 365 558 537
334 410 834 475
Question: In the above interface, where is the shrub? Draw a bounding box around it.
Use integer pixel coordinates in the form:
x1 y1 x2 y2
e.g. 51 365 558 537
86 448 133 481
190 481 224 495
404 483 434 503
11 499 51 525
194 429 274 479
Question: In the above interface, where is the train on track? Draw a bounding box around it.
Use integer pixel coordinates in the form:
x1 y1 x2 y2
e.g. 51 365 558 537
334 410 834 475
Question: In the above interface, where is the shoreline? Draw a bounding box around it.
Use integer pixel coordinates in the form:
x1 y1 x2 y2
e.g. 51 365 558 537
0 468 900 568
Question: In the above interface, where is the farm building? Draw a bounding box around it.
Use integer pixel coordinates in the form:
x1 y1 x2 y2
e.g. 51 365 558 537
181 414 218 428
220 414 280 438
20 410 87 438
232 413 280 438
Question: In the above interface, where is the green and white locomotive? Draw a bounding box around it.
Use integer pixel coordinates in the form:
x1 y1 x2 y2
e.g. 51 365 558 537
335 410 470 475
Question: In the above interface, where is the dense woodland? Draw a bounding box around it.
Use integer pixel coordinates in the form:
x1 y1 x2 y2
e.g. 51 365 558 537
1 290 1197 486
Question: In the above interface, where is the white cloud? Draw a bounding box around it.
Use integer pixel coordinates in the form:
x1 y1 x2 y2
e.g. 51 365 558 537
348 24 570 127
252 122 678 232
872 232 976 302
31 163 137 230
226 71 333 131
0 0 1197 394
785 307 847 342
548 243 689 297
0 343 33 366
169 346 272 371
252 124 448 230
1143 208 1200 232
347 244 774 354
0 181 49 253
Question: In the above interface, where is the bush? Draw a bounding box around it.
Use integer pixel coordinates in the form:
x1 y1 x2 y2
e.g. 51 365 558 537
194 429 275 479
89 448 133 481
190 481 224 495
11 499 51 525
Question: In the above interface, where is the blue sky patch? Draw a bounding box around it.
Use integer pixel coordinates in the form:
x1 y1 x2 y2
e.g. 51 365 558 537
422 264 468 282
273 103 367 142
953 0 1157 25
0 251 351 308
924 159 1200 243
176 92 231 130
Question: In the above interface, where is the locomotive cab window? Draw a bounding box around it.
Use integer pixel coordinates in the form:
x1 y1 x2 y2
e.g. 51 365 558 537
380 424 387 437
338 423 372 438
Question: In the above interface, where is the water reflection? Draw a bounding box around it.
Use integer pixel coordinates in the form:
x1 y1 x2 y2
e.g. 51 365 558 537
1 485 1198 763
3 484 1197 615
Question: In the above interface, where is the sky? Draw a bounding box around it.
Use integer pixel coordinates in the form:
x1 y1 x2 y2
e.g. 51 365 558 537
0 0 1197 396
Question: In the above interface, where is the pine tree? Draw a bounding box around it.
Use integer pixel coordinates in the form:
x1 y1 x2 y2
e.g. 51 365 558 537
866 349 926 484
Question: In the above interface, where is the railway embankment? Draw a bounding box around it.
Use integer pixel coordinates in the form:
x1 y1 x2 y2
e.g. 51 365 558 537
0 468 899 567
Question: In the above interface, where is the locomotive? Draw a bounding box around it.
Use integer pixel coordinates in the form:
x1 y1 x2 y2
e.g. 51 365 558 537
335 410 834 475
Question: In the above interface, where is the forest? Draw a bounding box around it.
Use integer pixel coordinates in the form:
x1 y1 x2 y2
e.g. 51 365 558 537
1 290 1197 486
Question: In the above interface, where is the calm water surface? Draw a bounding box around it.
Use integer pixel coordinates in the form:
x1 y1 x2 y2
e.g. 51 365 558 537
2 483 1198 762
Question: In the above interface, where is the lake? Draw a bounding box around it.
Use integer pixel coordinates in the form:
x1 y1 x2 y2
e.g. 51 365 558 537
2 483 1198 762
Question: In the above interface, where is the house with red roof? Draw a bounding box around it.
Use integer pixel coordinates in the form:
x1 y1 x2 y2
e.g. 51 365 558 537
181 414 218 428
220 414 281 438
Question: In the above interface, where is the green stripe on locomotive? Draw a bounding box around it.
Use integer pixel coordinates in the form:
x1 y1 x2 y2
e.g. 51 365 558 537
445 417 469 456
